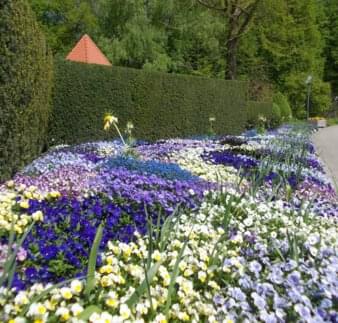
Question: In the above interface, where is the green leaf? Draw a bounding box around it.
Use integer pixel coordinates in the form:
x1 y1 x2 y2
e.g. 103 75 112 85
164 235 190 318
84 222 104 297
159 203 181 252
126 261 162 308
78 305 102 320
7 259 17 290
0 220 35 287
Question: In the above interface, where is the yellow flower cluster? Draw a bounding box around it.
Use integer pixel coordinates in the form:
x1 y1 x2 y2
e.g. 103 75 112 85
1 193 242 323
1 186 36 234
0 182 61 234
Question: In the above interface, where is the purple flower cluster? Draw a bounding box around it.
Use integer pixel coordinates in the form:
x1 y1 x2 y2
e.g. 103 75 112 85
11 170 209 289
203 150 259 170
215 241 338 322
9 162 211 289
14 165 96 196
89 168 211 214
22 151 97 176
11 196 119 289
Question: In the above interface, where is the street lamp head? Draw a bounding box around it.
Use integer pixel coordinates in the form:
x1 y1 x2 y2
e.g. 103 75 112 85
305 75 313 85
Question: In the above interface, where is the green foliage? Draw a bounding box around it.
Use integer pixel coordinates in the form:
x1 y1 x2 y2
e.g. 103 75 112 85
238 0 330 116
96 0 225 76
27 0 336 117
49 60 248 145
29 0 98 54
283 73 331 118
327 118 338 126
271 103 282 127
84 222 104 297
273 92 292 121
321 0 338 96
0 217 35 289
246 100 274 128
0 0 53 181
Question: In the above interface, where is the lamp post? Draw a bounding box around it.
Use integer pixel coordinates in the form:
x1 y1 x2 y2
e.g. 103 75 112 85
305 75 313 120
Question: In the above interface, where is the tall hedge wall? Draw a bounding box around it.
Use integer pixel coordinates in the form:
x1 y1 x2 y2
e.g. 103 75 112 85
0 0 53 181
49 60 248 145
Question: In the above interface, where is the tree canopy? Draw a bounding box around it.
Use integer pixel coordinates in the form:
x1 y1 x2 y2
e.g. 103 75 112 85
28 0 337 116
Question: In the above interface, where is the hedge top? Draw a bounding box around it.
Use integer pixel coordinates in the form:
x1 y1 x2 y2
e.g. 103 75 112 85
49 60 249 145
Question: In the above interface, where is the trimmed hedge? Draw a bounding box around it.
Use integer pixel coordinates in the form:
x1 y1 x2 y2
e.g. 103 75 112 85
49 60 248 145
246 100 274 128
0 0 53 181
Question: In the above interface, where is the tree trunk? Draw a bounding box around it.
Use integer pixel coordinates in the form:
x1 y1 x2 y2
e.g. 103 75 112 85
226 37 239 80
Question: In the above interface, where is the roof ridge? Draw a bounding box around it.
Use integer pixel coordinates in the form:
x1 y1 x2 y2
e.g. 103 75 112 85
84 34 88 63
66 34 111 66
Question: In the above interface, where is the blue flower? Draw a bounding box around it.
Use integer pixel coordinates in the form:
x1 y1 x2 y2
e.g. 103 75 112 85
100 156 198 182
40 245 58 260
25 267 38 280
294 303 311 320
286 271 301 287
203 150 258 170
230 287 246 302
249 260 262 275
268 267 284 285
251 292 267 310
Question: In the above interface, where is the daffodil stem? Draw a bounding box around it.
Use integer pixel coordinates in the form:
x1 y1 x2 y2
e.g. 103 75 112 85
113 123 127 146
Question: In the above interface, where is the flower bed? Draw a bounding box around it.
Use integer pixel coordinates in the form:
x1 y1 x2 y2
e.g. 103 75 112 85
0 124 337 322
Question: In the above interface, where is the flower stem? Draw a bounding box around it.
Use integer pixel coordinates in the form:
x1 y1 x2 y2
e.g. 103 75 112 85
113 122 126 146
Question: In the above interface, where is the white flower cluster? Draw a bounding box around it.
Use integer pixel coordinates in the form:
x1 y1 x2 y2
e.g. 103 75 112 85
171 147 243 185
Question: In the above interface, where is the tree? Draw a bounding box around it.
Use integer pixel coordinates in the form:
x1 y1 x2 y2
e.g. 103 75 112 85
96 0 225 75
196 0 261 79
237 0 330 116
284 73 331 117
29 0 98 53
96 0 170 70
152 0 225 76
27 0 332 116
321 0 338 96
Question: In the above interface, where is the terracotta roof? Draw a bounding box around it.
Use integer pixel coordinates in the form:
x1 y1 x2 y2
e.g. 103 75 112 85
66 34 112 66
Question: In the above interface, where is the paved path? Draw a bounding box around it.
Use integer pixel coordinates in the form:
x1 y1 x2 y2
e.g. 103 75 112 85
312 125 338 189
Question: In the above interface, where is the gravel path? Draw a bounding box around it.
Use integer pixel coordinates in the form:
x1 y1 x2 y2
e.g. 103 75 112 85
312 125 338 189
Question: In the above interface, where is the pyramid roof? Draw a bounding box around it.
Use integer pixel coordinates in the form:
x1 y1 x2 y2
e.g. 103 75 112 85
66 34 111 66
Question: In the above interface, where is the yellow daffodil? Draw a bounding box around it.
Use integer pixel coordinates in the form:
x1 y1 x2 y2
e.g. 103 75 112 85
103 114 118 131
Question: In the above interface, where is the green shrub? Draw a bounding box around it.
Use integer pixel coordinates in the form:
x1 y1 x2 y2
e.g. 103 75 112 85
49 60 248 144
273 92 292 121
246 100 273 128
270 103 282 127
327 118 338 126
0 0 53 181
